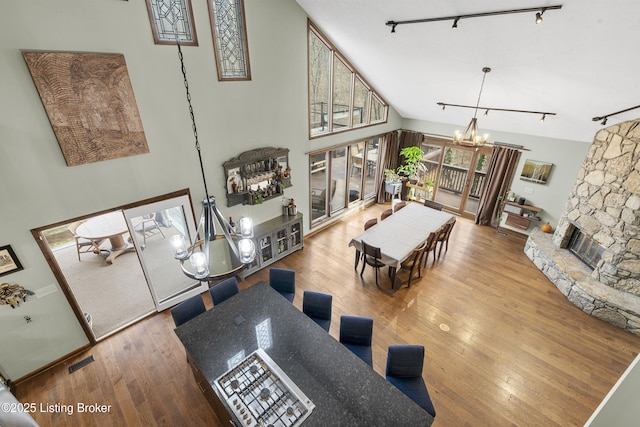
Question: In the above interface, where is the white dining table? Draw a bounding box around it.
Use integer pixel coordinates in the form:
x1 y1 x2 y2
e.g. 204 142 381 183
349 202 454 271
76 211 134 264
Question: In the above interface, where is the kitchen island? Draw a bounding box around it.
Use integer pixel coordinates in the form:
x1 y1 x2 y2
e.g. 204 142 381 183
175 281 433 426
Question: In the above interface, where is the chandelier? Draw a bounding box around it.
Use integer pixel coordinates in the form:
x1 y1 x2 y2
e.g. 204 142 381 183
167 3 256 281
452 67 491 147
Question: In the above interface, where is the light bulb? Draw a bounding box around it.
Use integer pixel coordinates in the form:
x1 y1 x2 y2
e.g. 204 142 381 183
189 252 209 279
238 217 253 238
170 234 188 259
238 238 256 263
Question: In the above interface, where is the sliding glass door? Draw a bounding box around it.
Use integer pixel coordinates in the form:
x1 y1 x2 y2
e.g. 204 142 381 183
123 193 205 311
310 137 381 228
422 138 492 219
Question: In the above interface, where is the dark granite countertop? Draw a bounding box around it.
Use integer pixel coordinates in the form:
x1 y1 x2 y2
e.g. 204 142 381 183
175 281 433 426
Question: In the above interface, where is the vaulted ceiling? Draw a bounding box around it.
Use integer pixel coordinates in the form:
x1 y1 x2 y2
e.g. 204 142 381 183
296 0 640 143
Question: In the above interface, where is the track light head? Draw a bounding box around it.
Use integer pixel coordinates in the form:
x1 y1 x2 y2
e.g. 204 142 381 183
391 23 397 33
540 114 546 122
535 8 546 24
452 18 459 29
601 117 608 125
484 109 489 116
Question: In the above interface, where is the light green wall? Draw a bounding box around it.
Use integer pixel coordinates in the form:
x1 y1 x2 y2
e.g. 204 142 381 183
402 119 591 232
0 0 402 379
0 0 592 380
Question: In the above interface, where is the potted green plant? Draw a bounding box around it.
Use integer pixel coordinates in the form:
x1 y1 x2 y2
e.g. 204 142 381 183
397 146 426 183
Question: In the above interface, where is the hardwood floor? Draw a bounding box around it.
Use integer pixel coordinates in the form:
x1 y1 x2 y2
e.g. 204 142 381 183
16 203 640 426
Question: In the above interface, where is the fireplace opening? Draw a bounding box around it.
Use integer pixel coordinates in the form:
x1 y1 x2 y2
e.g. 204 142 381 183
568 227 604 270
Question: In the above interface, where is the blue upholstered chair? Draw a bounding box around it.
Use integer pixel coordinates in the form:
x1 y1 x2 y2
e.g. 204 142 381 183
209 277 240 306
339 315 373 367
269 268 295 302
385 345 436 418
170 294 206 327
302 291 332 332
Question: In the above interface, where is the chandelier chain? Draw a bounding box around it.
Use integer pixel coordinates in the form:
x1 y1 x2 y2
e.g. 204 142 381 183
176 40 210 202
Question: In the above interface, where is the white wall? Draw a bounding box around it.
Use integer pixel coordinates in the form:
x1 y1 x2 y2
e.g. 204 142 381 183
585 352 640 427
0 0 403 380
403 118 591 233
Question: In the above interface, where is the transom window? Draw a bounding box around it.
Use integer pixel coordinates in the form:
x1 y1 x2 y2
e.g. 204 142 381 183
308 20 388 138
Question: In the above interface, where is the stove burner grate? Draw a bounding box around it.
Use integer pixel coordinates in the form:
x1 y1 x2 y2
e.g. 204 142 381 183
215 349 315 426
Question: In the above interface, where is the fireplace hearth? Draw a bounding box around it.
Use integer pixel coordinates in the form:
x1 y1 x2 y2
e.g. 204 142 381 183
525 119 640 335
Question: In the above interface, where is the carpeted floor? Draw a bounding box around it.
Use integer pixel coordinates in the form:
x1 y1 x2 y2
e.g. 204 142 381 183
51 223 194 339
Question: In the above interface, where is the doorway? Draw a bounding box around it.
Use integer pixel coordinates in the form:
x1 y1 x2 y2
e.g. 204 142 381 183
422 138 492 219
32 190 205 341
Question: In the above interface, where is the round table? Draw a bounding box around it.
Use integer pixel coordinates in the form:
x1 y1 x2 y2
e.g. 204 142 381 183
76 211 134 264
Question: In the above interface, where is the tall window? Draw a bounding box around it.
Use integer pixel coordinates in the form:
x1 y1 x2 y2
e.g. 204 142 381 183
308 20 388 138
145 0 198 46
207 0 251 80
310 137 381 228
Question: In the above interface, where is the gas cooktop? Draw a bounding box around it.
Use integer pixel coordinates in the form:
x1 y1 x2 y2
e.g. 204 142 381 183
214 348 315 426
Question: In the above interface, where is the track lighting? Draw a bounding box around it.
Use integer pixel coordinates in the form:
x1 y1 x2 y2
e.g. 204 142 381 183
437 102 556 121
592 104 640 126
386 5 562 33
441 104 446 111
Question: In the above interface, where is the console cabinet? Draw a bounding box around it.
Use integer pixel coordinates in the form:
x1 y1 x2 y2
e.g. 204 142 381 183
243 213 303 276
502 201 542 230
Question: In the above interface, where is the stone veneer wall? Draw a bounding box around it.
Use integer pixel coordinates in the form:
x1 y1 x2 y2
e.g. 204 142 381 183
526 228 640 335
525 119 640 334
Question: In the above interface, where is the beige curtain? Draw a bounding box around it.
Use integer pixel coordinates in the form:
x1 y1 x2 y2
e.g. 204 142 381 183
475 146 521 227
376 131 399 203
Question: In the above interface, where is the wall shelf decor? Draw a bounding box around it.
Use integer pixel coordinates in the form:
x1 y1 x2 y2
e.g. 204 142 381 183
0 283 33 308
502 201 542 230
223 147 291 207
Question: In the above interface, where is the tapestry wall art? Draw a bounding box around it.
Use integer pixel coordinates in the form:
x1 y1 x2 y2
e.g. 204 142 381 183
23 51 149 166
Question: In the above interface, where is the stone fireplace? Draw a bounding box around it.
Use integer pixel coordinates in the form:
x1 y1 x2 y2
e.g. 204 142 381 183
525 119 640 335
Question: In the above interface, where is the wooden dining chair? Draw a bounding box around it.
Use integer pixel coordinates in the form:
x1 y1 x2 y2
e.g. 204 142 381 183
436 220 456 258
398 241 428 288
360 242 386 289
422 232 440 268
424 199 443 211
364 218 378 230
394 201 407 212
381 209 393 221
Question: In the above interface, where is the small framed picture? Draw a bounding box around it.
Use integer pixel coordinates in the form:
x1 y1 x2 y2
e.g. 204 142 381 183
520 159 553 184
0 245 24 277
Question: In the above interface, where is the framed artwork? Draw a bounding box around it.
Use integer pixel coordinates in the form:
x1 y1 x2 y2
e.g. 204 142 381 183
23 51 149 166
520 159 553 184
145 0 198 46
207 0 251 80
0 245 24 277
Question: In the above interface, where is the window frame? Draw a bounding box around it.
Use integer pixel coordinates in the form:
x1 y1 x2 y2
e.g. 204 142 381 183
145 0 198 46
307 20 388 139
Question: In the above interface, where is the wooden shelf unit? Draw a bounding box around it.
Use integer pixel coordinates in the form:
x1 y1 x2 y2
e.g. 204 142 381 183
502 201 542 230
